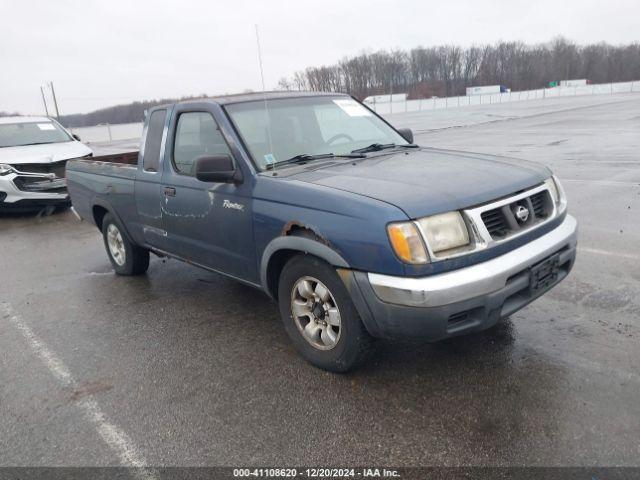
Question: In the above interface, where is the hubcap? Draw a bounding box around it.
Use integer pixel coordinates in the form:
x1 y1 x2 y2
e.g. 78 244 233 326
290 276 341 350
106 224 126 266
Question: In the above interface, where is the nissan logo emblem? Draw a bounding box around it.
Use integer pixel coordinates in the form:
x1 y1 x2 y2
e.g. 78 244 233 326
515 205 530 223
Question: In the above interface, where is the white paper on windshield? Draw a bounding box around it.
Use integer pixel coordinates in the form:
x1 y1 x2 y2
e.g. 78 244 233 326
333 99 371 117
37 123 56 130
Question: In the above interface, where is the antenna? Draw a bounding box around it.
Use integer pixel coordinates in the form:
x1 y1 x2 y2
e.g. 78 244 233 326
255 24 275 173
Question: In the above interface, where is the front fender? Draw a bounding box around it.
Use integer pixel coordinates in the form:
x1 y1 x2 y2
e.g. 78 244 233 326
260 235 349 295
259 235 385 338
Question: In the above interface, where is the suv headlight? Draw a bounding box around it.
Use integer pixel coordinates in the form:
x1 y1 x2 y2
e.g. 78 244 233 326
417 211 470 254
544 175 567 213
0 164 15 176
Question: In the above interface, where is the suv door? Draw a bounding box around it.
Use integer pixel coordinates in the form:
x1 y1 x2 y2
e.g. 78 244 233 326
160 103 256 282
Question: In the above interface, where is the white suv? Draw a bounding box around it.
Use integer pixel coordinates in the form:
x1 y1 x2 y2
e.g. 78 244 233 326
0 116 93 211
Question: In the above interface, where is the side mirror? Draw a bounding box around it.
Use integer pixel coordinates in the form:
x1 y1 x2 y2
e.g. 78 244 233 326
195 154 242 184
397 128 413 144
72 134 82 141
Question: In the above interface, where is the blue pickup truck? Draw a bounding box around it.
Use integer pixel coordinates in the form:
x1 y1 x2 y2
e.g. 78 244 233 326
67 92 578 372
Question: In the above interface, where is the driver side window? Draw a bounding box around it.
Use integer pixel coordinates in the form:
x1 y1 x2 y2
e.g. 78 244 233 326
173 112 232 176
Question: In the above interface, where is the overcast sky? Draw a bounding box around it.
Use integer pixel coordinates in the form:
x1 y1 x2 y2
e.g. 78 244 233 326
2 0 638 115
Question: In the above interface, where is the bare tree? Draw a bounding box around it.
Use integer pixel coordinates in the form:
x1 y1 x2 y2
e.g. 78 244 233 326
285 37 640 101
462 46 482 88
277 78 293 91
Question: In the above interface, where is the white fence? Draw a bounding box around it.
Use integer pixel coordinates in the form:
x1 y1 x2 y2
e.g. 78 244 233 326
69 80 640 144
368 80 640 115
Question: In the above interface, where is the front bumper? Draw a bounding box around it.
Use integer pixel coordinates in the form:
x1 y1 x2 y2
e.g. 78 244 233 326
0 173 69 209
345 215 578 340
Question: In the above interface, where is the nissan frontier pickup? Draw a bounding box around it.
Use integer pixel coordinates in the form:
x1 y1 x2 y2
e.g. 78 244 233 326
66 92 577 372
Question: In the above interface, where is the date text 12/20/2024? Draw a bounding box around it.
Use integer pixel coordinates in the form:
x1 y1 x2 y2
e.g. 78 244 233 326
233 468 400 478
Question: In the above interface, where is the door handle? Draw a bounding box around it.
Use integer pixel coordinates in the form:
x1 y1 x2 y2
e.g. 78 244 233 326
164 186 176 197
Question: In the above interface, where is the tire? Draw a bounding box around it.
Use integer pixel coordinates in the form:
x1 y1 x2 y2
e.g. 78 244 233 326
101 213 149 276
278 254 375 372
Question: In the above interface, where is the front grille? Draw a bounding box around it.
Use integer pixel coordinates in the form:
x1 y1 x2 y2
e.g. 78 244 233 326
481 189 553 240
13 176 67 193
530 191 547 218
10 161 68 195
11 161 67 178
481 208 509 238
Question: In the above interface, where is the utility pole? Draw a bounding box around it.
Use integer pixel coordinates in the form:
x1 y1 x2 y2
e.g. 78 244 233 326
389 73 393 114
49 81 60 120
40 86 50 116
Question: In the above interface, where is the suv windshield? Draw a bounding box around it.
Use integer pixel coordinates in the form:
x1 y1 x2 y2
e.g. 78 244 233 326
225 96 409 170
0 120 73 148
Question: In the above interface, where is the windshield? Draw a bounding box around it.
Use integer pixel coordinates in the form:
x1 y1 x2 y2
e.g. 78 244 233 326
0 120 73 148
225 96 408 170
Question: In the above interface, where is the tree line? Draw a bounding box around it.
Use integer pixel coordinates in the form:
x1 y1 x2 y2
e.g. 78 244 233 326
7 37 639 127
277 38 640 99
39 94 217 128
58 96 203 128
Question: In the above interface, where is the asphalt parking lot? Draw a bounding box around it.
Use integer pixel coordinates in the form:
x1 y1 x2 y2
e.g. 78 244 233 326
1 94 639 468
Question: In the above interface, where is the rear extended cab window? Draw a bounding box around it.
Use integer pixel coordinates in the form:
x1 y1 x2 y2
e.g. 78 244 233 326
142 109 166 172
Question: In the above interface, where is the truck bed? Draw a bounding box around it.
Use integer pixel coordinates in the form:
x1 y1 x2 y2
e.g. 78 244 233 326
66 151 140 225
67 151 139 178
90 151 140 165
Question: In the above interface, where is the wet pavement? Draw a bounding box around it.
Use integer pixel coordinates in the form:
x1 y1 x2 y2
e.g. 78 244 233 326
1 94 639 467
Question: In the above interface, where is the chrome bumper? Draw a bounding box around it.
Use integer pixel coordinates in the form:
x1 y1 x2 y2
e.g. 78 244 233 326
368 214 578 307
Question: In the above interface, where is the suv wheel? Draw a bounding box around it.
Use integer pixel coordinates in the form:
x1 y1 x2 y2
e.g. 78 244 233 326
101 213 149 276
278 254 375 372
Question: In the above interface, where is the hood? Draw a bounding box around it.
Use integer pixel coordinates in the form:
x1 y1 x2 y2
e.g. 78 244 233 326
287 147 551 219
0 141 93 165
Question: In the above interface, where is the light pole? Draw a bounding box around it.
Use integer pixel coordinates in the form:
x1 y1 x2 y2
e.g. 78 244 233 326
49 81 60 120
40 86 49 116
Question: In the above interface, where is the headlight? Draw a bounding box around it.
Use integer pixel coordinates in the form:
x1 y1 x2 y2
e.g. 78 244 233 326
417 211 470 254
387 222 428 264
545 177 559 203
0 164 15 176
544 175 566 213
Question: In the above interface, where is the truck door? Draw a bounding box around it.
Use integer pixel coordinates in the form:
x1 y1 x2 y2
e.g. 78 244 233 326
160 103 256 282
135 107 169 250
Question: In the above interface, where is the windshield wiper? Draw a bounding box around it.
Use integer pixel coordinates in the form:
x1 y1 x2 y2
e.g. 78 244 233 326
265 152 365 170
351 143 419 154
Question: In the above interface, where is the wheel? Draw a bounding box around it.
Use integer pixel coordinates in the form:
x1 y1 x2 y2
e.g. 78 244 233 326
101 213 149 276
278 254 375 372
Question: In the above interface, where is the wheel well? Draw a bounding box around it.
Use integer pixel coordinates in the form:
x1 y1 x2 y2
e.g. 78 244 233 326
266 227 327 300
266 249 299 300
92 205 109 230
